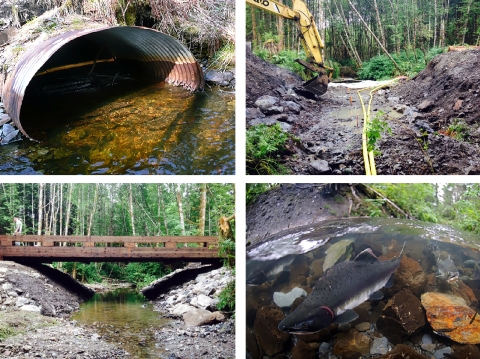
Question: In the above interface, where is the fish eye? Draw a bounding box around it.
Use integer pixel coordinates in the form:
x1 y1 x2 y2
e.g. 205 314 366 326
301 323 308 328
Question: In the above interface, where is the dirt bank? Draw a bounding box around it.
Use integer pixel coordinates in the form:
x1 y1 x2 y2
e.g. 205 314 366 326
246 49 480 175
0 261 128 358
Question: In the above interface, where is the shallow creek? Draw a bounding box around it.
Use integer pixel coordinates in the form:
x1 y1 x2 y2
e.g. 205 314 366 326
0 83 234 174
72 289 168 358
246 218 480 358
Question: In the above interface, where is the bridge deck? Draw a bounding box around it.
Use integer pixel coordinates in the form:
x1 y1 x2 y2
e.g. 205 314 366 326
0 235 221 263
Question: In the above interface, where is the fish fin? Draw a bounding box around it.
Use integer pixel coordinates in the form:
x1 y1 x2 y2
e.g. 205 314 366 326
333 309 359 324
354 248 378 263
369 290 384 301
385 274 395 288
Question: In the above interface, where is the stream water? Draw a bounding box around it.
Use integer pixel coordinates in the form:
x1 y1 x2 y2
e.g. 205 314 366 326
246 218 480 357
72 289 168 358
0 83 234 175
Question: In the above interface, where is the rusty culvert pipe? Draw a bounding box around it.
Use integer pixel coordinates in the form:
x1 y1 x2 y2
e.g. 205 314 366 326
2 26 204 139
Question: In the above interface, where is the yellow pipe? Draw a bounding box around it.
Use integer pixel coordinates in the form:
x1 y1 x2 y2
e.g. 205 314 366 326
357 78 400 175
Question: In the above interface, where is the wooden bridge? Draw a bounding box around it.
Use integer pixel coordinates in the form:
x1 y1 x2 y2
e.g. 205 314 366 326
0 235 221 263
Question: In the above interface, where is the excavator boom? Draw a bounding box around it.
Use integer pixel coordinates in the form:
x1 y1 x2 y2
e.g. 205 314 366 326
246 0 329 96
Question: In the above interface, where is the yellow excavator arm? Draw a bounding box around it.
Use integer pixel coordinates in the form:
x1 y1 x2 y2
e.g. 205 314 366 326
247 0 329 96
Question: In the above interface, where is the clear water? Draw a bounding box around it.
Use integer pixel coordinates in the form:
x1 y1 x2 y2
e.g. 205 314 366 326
246 218 480 354
0 84 235 175
72 289 168 358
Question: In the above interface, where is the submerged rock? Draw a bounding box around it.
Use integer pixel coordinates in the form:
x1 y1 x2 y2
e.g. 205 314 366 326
273 287 307 308
421 292 480 344
375 344 429 359
253 305 289 356
332 328 372 356
323 239 354 271
377 289 426 344
384 255 427 296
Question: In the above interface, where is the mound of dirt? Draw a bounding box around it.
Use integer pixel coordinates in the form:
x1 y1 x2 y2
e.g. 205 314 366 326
393 49 480 126
246 47 302 107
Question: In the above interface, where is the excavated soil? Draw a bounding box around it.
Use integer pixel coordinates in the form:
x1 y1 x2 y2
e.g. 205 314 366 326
246 49 480 175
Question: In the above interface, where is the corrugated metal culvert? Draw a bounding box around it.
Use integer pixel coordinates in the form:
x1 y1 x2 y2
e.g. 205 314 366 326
2 26 204 139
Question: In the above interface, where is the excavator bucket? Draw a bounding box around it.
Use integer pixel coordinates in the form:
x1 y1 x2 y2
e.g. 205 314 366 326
301 74 329 96
294 58 329 97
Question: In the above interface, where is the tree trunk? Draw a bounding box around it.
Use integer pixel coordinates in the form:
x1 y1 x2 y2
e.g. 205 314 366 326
37 183 44 240
277 0 284 51
198 184 207 246
250 6 259 47
175 184 186 240
87 183 99 236
129 183 136 236
59 184 63 236
347 0 402 72
373 0 386 49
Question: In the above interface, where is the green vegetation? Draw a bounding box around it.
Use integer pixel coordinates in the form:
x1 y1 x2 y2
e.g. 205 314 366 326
246 184 279 205
217 275 235 313
0 311 57 340
359 48 445 80
371 184 480 232
246 124 292 175
446 119 470 141
366 111 392 154
210 42 235 70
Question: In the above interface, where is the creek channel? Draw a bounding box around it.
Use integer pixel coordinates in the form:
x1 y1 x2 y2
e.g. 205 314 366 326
0 83 234 175
72 288 168 358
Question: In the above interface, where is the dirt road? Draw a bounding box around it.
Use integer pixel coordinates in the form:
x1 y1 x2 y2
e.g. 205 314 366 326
246 49 480 175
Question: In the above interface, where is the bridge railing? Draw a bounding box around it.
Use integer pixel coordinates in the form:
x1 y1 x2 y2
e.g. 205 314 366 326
0 235 221 261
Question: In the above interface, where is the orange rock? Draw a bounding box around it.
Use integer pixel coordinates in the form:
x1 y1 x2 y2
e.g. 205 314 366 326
453 99 463 111
421 292 480 344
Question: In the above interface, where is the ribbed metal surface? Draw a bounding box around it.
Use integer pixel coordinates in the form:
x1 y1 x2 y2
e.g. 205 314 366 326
2 26 204 138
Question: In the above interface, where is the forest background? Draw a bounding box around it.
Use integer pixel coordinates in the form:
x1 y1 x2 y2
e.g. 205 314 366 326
246 0 480 79
247 183 480 235
0 183 235 303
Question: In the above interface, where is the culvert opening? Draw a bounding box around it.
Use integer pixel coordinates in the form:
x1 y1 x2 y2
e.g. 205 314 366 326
3 26 204 140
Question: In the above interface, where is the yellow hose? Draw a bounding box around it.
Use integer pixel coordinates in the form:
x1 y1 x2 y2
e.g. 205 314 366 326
357 78 400 176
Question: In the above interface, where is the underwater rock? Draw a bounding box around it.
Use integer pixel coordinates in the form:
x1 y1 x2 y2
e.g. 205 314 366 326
370 336 389 355
309 258 324 282
451 343 480 359
452 280 477 305
379 289 426 337
323 239 354 271
434 347 451 359
374 344 429 359
383 255 427 296
273 287 307 308
421 292 480 344
253 305 290 356
332 328 372 357
354 322 370 332
292 339 317 359
246 328 261 359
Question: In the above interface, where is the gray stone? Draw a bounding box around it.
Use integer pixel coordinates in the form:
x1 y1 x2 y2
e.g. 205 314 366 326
308 159 331 175
434 347 451 359
7 291 18 297
421 343 436 353
269 114 289 122
318 342 330 354
183 308 225 327
22 345 32 352
249 117 278 127
281 101 301 114
418 100 434 112
278 122 292 132
246 107 264 120
2 283 12 290
190 294 213 310
171 303 195 316
421 333 433 344
263 106 284 115
370 337 389 355
273 287 307 308
15 296 30 307
19 304 41 312
387 96 400 104
204 70 234 86
354 322 370 332
255 95 279 112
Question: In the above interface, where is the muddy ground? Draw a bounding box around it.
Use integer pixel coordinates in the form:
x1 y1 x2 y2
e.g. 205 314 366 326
246 48 480 175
